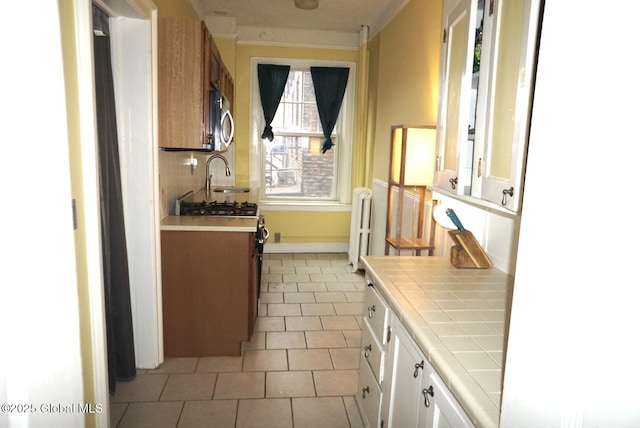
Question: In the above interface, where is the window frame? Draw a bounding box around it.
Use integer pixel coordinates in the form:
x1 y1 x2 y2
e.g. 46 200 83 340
250 57 355 211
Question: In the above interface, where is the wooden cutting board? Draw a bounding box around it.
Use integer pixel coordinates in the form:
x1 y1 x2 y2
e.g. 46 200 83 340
448 230 493 268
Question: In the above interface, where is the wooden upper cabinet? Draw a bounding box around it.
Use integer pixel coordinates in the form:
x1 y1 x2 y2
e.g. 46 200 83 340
158 18 209 149
158 18 234 149
210 39 234 110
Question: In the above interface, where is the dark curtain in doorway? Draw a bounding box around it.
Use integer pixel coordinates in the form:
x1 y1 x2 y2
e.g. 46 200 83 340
93 6 136 394
257 64 290 141
310 67 350 153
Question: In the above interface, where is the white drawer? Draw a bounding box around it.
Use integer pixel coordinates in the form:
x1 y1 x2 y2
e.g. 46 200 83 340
357 352 382 428
363 284 389 344
361 321 385 383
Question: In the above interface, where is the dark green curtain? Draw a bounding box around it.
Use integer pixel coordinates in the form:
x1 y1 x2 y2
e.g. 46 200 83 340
93 5 136 395
257 64 290 141
310 67 350 153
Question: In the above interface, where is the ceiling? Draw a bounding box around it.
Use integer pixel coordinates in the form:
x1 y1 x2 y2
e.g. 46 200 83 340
190 0 409 41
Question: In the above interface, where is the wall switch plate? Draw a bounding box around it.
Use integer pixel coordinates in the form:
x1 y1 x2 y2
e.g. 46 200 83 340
274 232 281 243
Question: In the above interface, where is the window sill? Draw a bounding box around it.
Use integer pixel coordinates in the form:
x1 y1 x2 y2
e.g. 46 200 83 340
258 200 352 212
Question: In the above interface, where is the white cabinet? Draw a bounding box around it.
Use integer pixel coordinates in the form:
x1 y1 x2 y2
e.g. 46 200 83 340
386 316 473 428
435 0 542 212
356 283 391 428
357 286 473 428
382 315 427 427
472 0 541 211
420 370 474 428
358 351 383 427
435 0 477 196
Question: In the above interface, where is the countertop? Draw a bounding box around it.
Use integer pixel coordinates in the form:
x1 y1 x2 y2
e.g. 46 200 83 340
361 256 513 428
161 215 258 232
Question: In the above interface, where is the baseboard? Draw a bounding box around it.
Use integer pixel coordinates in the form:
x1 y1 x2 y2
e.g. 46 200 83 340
264 242 349 253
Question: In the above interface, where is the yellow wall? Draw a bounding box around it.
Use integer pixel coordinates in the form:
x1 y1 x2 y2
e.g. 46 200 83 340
263 211 352 244
370 0 443 182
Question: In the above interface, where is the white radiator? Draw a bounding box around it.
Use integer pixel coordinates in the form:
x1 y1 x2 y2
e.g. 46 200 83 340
348 187 373 272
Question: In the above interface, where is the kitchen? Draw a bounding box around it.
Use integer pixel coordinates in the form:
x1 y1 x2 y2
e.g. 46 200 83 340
2 1 640 428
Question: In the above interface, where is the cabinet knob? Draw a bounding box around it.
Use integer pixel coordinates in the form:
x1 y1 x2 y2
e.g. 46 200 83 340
422 385 434 407
367 305 376 318
449 177 458 189
364 344 372 358
501 186 514 206
413 360 424 378
362 386 370 399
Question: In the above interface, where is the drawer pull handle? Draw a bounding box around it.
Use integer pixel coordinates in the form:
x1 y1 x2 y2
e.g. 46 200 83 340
423 386 434 407
364 344 372 358
414 360 424 378
362 386 370 399
367 305 376 318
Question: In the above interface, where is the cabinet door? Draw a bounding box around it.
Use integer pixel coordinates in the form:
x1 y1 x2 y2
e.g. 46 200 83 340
357 352 383 428
420 371 473 428
476 0 541 211
161 231 252 356
382 318 426 428
435 0 477 196
158 19 207 149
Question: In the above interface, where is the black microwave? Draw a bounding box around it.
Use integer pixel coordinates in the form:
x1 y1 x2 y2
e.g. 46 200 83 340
205 89 234 151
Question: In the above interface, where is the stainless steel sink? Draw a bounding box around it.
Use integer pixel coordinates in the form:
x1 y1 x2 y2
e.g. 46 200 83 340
211 187 250 193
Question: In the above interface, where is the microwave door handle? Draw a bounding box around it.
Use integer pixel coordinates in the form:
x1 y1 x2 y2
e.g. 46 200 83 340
222 109 234 147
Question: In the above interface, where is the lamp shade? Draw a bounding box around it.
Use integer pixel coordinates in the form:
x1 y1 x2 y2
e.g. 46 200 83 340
390 126 437 186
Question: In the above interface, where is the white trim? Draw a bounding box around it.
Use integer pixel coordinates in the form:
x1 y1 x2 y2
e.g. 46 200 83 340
265 242 349 253
249 57 356 207
237 25 359 49
74 1 109 426
110 12 163 370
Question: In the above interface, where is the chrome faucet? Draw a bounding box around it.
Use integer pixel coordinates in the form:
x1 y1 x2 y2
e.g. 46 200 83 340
205 154 231 191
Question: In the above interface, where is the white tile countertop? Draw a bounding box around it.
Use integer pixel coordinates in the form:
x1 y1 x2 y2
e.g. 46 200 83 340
360 256 514 428
160 215 258 232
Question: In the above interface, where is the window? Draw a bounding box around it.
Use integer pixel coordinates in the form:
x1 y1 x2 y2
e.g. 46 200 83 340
250 59 354 208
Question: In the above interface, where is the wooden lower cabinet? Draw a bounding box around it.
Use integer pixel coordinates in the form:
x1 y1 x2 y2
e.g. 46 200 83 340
161 230 257 356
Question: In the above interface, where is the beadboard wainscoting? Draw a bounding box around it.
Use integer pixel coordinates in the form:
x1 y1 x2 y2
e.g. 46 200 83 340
370 179 451 258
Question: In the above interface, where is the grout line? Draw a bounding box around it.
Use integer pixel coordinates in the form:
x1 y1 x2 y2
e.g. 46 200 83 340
173 401 186 428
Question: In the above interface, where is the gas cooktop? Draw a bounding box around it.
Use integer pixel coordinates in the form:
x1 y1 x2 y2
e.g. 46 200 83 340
180 200 258 217
175 190 259 217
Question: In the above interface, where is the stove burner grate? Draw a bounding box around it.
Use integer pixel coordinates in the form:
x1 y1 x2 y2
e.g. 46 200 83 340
180 201 258 217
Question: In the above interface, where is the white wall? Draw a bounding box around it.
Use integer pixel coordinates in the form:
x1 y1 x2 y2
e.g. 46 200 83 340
500 1 640 426
0 2 85 427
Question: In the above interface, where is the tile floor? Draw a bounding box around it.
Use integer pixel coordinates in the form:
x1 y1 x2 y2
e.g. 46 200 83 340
110 253 366 428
